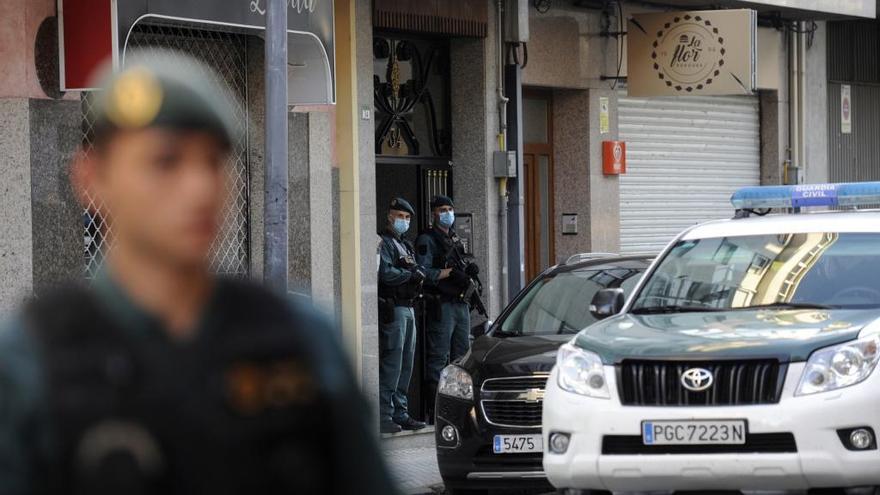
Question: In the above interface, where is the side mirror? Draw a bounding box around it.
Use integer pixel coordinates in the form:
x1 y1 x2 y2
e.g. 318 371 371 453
590 288 625 320
471 320 492 338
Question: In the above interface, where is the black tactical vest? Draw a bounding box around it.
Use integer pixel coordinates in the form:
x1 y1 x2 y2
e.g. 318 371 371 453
25 281 338 495
378 235 421 303
426 228 470 299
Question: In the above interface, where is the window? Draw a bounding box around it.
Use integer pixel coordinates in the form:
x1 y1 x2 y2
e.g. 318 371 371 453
633 232 880 311
498 266 645 336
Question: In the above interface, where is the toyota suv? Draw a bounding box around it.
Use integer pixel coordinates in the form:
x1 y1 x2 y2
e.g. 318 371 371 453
543 182 880 494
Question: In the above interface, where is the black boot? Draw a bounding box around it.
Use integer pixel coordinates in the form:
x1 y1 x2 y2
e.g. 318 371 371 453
380 421 402 434
395 416 427 431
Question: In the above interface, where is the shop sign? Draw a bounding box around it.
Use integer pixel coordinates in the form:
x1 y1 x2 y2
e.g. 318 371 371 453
60 0 335 104
627 9 756 97
841 84 852 134
745 0 874 19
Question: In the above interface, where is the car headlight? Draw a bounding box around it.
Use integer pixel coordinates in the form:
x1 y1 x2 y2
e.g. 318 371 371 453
438 365 473 401
556 343 610 399
796 334 880 396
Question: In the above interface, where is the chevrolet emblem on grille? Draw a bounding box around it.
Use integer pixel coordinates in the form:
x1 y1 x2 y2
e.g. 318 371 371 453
524 388 545 403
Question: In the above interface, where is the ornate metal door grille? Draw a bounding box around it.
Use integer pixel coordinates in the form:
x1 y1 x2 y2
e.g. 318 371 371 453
81 23 250 278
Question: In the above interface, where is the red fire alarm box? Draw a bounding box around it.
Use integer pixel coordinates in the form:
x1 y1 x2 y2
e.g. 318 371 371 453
602 141 626 175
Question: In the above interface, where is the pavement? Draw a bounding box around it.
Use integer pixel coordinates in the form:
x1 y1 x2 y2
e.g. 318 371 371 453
380 439 792 495
384 446 444 494
384 445 556 495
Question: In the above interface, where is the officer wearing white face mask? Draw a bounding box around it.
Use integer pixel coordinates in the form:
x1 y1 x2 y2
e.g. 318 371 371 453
377 198 428 434
415 195 478 410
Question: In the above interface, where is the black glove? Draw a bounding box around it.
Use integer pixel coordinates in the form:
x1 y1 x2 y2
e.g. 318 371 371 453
449 268 470 286
410 268 426 285
465 262 480 277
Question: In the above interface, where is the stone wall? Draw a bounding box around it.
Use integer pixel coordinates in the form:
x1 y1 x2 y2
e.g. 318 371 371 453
28 99 82 294
0 0 64 99
522 5 619 261
522 6 616 89
307 110 338 314
552 88 621 263
356 0 382 406
450 10 503 317
805 22 829 184
0 100 34 312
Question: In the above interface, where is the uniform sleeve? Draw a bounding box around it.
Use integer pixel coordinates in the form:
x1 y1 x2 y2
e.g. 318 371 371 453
415 234 442 285
286 303 402 495
0 319 48 495
377 238 412 287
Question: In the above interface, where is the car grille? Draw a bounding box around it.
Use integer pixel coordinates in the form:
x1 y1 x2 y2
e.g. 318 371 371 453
481 375 549 392
602 432 797 455
618 360 787 406
480 375 548 428
481 401 543 428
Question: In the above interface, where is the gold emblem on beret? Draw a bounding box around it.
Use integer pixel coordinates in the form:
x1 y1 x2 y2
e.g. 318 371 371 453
105 66 163 129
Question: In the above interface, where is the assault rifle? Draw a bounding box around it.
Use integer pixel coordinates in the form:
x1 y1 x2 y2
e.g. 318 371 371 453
445 234 489 319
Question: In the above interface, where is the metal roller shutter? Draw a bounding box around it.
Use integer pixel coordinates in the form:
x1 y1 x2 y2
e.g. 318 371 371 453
618 92 761 255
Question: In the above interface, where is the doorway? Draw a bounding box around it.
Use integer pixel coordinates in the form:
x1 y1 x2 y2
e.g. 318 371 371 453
522 90 555 282
373 32 452 422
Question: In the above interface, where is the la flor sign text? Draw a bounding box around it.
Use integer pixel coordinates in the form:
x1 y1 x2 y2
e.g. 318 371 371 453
249 0 317 15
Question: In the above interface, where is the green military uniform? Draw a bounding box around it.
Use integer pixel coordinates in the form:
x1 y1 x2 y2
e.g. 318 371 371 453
415 196 478 389
0 273 398 494
0 52 399 495
377 198 426 433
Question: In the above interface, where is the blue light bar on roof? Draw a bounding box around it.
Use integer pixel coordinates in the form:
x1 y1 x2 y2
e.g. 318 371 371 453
731 181 880 210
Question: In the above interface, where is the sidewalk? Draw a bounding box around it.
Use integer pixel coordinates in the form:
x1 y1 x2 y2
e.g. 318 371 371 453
381 432 554 495
384 446 444 494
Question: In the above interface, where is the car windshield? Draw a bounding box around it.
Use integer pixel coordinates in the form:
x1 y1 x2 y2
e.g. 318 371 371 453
499 265 645 336
631 232 880 313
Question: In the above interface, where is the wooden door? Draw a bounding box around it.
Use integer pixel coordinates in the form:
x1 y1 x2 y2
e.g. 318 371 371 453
522 91 555 282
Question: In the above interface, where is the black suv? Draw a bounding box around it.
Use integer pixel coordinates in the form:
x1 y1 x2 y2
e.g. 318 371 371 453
434 254 651 494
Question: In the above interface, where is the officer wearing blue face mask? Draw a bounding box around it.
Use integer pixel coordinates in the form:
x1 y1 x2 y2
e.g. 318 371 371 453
415 195 479 408
377 198 428 434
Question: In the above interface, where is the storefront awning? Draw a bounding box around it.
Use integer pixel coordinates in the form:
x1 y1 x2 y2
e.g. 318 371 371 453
631 0 875 19
60 0 336 105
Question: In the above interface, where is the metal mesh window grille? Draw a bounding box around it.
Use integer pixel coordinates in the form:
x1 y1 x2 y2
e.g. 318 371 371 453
81 23 250 278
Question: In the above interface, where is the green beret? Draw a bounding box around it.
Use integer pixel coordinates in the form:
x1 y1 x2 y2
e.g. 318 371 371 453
430 195 454 210
88 50 239 147
389 197 415 216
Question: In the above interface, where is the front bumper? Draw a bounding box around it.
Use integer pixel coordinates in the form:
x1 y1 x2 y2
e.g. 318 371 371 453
435 394 551 490
542 362 880 492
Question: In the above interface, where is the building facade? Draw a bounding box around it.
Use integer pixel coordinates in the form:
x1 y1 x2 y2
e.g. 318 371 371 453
0 0 875 449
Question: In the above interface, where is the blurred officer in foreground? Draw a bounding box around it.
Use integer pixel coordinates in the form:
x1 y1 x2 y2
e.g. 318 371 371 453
0 51 398 495
415 196 480 403
377 198 427 434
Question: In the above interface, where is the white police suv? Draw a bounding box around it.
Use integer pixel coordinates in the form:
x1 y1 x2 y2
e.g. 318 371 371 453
543 182 880 493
